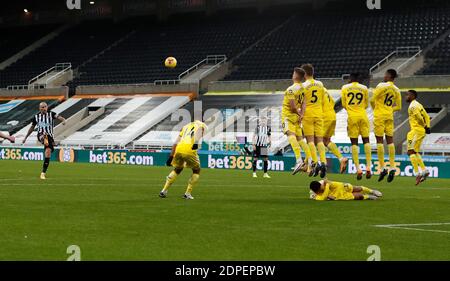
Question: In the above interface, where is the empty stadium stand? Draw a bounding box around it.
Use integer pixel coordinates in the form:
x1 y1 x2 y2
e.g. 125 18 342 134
67 12 285 88
225 8 450 80
0 19 131 88
0 24 60 65
419 34 450 75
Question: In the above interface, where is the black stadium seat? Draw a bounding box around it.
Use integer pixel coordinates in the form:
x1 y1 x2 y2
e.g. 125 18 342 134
224 8 450 80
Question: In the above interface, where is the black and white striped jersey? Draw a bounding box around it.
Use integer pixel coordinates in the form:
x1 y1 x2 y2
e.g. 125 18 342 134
32 111 58 138
254 125 271 147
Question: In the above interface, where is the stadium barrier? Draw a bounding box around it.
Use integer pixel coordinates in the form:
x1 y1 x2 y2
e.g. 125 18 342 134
208 75 450 92
0 86 69 100
1 146 449 179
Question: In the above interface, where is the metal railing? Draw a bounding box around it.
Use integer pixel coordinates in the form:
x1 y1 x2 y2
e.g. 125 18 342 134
178 55 227 80
153 55 227 85
153 80 180 85
28 62 71 85
6 84 46 91
369 46 421 74
397 49 422 73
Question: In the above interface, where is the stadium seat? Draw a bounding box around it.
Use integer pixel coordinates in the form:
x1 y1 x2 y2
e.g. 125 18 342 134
224 8 450 80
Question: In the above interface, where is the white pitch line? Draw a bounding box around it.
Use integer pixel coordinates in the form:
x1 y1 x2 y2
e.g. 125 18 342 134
0 183 297 188
376 222 450 227
374 222 450 234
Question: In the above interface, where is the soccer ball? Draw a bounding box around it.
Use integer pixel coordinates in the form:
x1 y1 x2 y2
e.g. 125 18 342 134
164 57 177 68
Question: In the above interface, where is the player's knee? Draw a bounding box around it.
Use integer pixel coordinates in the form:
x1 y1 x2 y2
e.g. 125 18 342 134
350 138 358 145
353 194 364 200
192 168 201 174
174 168 183 174
362 137 370 144
407 150 416 155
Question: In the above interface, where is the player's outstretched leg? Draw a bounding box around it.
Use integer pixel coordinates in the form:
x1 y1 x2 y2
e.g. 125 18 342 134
306 136 319 177
298 139 312 173
316 140 327 178
0 132 15 143
363 139 372 179
252 157 258 178
288 134 304 175
387 142 396 182
416 153 430 183
408 150 422 185
353 186 382 200
351 144 363 180
263 157 270 178
184 169 200 200
41 137 52 180
325 138 348 174
376 137 388 182
160 168 182 198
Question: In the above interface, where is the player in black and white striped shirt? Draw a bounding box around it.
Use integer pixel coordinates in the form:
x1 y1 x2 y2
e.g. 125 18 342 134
252 118 272 178
23 102 66 179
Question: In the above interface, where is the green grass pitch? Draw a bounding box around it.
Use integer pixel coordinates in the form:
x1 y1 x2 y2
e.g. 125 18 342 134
1 160 450 261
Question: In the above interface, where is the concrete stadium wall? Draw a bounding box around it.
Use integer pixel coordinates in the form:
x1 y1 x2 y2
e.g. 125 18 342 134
0 86 69 99
209 75 450 92
75 83 199 97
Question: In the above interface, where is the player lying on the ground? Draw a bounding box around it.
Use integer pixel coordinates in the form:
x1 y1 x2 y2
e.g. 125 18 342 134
309 179 382 201
22 102 66 180
160 120 207 200
0 132 15 143
406 90 431 185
